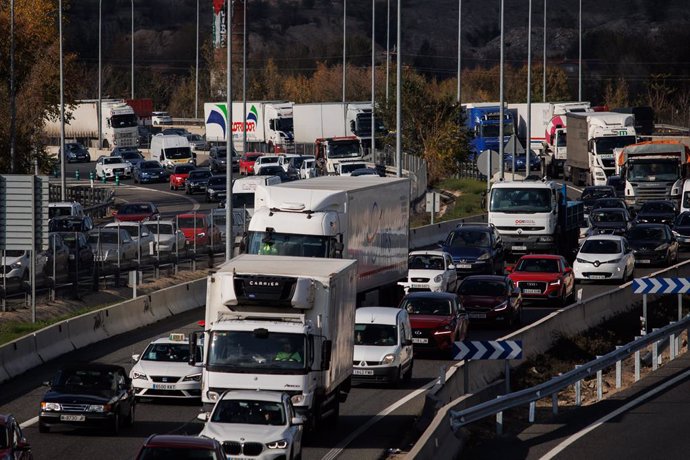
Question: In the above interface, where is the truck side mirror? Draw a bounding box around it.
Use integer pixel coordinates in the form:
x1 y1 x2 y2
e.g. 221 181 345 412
321 340 332 371
349 120 355 132
188 333 197 366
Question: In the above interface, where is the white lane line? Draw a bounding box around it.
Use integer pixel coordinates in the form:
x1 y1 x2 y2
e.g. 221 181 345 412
541 366 690 460
320 380 437 460
20 416 38 429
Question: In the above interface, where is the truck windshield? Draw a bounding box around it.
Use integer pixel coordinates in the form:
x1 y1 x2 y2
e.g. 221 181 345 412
328 142 361 159
480 123 515 137
164 147 192 160
274 117 293 133
232 193 254 209
207 331 307 372
246 231 330 257
556 132 567 147
626 159 679 182
490 188 552 213
594 136 636 155
111 114 138 128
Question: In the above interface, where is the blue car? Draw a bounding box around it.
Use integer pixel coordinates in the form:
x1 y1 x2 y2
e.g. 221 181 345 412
133 160 169 184
438 224 505 277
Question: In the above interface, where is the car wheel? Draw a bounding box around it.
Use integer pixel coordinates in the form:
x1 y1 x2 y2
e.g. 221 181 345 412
39 421 49 433
403 358 414 382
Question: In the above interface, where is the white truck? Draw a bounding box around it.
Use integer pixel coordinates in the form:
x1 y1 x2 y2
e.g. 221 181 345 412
615 140 688 211
293 102 383 149
542 102 592 177
44 99 138 149
565 112 637 186
245 176 410 305
204 101 294 152
230 175 282 217
488 179 584 258
190 254 357 427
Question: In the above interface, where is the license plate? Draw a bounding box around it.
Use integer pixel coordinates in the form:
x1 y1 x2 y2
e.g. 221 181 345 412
590 275 606 280
60 414 85 422
228 457 253 460
522 289 542 294
469 313 486 319
411 283 428 289
153 383 176 390
353 369 374 376
456 264 472 269
412 338 428 344
512 245 527 251
638 259 651 264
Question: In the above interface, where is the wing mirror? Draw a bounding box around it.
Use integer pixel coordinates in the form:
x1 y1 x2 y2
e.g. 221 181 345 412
131 354 140 362
447 264 456 270
564 267 573 273
197 412 210 422
291 415 306 426
504 265 514 274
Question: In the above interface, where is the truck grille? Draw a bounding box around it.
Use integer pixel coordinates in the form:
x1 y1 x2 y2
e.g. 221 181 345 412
630 183 671 205
496 226 545 231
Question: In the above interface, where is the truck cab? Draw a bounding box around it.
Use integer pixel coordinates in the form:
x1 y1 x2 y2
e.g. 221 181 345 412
315 136 363 175
464 104 515 158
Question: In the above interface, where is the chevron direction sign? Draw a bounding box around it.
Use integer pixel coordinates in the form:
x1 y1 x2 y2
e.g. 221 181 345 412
632 278 690 294
453 340 523 361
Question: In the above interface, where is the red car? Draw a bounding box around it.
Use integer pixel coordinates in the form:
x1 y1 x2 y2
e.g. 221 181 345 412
0 414 32 460
135 434 226 460
507 254 575 307
457 275 523 327
176 213 222 248
398 291 469 357
239 152 263 175
114 202 160 222
169 164 196 190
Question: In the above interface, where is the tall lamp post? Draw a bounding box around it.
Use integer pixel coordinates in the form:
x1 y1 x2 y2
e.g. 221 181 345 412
385 0 390 102
457 0 462 103
542 0 546 102
371 0 375 156
578 0 582 101
59 0 66 199
10 0 16 173
131 0 134 99
342 0 347 103
225 0 234 261
526 0 532 180
498 0 505 180
243 0 247 155
195 0 200 118
98 0 102 149
395 0 401 178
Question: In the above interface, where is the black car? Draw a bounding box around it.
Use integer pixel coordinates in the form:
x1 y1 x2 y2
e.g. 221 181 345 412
627 223 679 267
49 215 94 233
57 231 95 271
133 160 169 184
587 207 632 236
111 148 145 168
209 146 240 174
438 224 504 276
0 414 32 459
256 164 299 182
591 197 629 214
161 127 190 136
205 175 227 202
581 185 616 215
606 175 625 198
137 125 153 148
672 211 690 247
39 363 135 435
185 168 212 195
635 200 677 225
62 142 91 163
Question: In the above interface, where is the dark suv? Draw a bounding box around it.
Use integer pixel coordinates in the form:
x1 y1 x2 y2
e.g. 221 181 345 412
439 224 504 276
209 146 240 174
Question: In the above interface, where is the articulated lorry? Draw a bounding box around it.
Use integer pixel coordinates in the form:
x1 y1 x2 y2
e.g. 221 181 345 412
190 254 357 427
464 103 516 158
542 102 592 177
565 112 637 186
488 179 584 259
245 176 410 305
315 136 364 175
615 140 688 211
204 101 294 152
292 102 385 149
44 99 138 149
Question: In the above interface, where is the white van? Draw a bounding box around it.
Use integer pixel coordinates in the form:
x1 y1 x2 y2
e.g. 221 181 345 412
231 175 281 216
353 307 413 385
150 134 194 170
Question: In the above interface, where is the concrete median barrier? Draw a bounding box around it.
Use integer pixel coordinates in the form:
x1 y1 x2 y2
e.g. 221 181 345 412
0 335 42 380
67 309 111 350
160 279 206 316
409 214 487 249
104 297 155 337
34 321 74 363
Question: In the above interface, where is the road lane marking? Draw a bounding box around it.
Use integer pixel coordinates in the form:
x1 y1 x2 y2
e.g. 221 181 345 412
320 379 437 460
541 366 690 460
20 416 38 429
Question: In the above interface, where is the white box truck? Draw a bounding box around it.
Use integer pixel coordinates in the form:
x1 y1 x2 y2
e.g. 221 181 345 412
293 102 383 148
44 99 138 149
245 176 410 305
565 112 637 186
190 254 357 427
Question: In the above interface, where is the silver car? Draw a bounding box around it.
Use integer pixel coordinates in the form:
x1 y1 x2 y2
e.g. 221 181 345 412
104 222 156 257
87 228 138 263
210 208 248 245
143 220 187 253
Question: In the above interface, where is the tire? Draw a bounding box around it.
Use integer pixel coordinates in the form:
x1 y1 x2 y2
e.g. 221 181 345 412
390 366 402 387
38 421 49 433
403 359 414 382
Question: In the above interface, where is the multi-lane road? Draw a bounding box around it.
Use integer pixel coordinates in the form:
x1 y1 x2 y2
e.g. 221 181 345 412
1 162 683 459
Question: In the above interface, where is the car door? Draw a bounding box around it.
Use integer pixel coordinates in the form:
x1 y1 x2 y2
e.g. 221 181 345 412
398 313 412 369
286 398 302 455
444 253 457 291
622 239 635 274
561 257 575 296
667 226 679 260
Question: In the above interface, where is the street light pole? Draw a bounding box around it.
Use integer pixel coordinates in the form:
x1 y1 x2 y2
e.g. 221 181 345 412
10 0 16 173
456 0 461 103
498 0 505 181
131 0 134 99
371 0 375 156
343 0 347 103
395 0 401 178
578 0 582 101
243 0 247 155
195 0 199 118
226 0 234 261
526 0 532 180
59 0 66 200
98 0 102 149
385 0 390 103
542 0 546 102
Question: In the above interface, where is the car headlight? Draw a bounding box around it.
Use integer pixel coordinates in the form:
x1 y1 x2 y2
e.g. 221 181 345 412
477 252 491 261
11 261 23 269
493 300 509 311
606 258 622 264
198 232 206 237
549 278 561 286
433 274 443 283
655 243 669 251
41 402 61 411
672 230 680 237
381 354 396 365
266 440 288 449
86 404 111 413
182 373 201 382
132 372 147 380
206 390 220 402
291 394 305 405
575 257 587 263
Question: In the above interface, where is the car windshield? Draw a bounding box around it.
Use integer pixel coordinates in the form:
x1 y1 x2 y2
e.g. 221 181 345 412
232 193 255 209
259 156 280 164
121 151 143 160
165 147 192 159
49 206 73 218
676 213 690 226
3 250 25 258
258 166 283 175
354 324 397 346
447 230 490 249
189 171 211 179
208 331 307 372
59 233 81 248
119 204 152 215
207 176 226 186
116 225 141 237
400 297 452 316
628 227 665 241
458 280 506 296
408 255 445 270
490 188 552 213
53 368 116 390
141 343 200 362
178 217 206 228
590 211 626 223
50 218 86 232
593 199 623 209
211 399 286 426
88 232 121 245
594 136 637 155
140 161 161 169
145 223 174 235
174 165 195 174
580 239 622 254
627 160 679 182
111 113 138 128
641 202 675 213
138 447 220 460
515 258 560 273
581 188 614 201
104 157 124 165
328 141 361 159
341 163 366 173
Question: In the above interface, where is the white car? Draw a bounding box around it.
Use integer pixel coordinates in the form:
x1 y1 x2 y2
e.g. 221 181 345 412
104 221 156 257
129 333 202 399
151 111 173 125
336 161 367 176
573 235 635 282
398 250 458 293
254 155 285 175
198 390 304 460
143 219 187 253
95 155 132 180
299 158 317 179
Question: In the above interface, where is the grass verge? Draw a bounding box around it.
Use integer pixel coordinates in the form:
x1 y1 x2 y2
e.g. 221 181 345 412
411 178 487 227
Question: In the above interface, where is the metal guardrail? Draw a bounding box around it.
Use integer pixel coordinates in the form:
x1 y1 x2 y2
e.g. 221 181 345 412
49 185 115 219
449 314 690 434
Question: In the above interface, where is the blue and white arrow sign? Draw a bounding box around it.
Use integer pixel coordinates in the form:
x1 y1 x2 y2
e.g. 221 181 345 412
632 278 690 294
453 340 523 361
